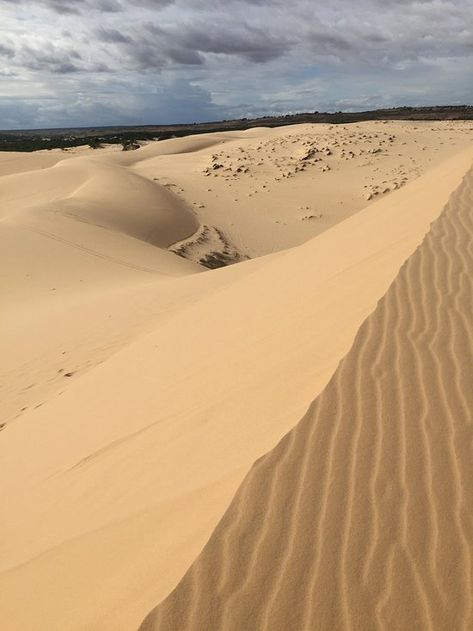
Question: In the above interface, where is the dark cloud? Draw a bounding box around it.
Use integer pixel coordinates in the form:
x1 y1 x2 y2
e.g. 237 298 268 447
0 0 472 128
1 0 171 13
91 18 291 70
0 38 111 75
121 43 166 71
164 47 205 65
0 43 15 58
96 27 133 44
17 45 82 73
129 0 174 7
167 23 291 62
309 31 354 55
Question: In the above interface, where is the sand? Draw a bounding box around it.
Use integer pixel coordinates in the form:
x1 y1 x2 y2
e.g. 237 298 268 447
1 121 473 631
140 166 473 631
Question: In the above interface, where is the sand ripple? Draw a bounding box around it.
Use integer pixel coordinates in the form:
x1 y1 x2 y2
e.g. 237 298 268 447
139 168 473 630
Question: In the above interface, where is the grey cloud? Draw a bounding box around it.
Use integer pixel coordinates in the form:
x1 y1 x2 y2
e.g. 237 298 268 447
128 0 174 7
169 23 291 62
309 32 354 54
0 43 15 58
3 0 473 73
96 27 133 43
0 0 472 129
0 75 224 129
121 42 166 71
51 61 81 73
3 40 111 75
2 0 116 14
1 0 170 13
164 48 205 65
94 18 291 71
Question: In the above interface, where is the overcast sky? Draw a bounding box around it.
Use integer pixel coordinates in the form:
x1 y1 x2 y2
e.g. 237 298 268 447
0 0 472 129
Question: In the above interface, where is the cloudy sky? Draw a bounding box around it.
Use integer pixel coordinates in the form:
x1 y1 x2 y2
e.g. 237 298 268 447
0 0 472 129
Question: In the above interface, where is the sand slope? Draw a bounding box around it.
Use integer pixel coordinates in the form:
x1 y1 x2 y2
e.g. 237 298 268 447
140 167 473 631
0 152 202 425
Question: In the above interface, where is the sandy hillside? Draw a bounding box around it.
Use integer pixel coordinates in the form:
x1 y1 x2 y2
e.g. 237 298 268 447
3 121 473 425
140 166 473 631
110 120 473 260
1 122 472 631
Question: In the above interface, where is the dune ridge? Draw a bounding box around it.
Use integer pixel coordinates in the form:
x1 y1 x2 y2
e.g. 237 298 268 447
140 167 473 631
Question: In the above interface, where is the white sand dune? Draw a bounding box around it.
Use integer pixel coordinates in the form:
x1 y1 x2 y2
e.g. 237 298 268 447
0 156 198 246
140 166 473 631
117 121 473 259
1 123 472 631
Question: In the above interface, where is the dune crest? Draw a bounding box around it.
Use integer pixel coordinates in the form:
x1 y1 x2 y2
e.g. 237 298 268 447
140 168 473 631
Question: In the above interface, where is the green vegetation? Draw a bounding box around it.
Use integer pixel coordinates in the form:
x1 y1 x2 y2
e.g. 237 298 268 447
1 106 472 152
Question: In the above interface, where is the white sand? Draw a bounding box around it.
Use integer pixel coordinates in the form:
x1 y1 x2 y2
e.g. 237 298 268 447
141 164 473 631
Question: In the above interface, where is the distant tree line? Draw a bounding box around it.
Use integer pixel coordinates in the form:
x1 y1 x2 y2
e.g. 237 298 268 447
1 105 472 152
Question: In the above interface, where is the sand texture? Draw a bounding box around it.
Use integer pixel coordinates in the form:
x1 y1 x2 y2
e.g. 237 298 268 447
1 122 473 631
140 165 473 631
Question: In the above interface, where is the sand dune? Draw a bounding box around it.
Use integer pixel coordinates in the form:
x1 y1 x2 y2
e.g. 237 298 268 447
0 156 198 246
1 123 473 631
0 147 90 176
121 121 473 259
140 166 473 631
0 150 202 426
